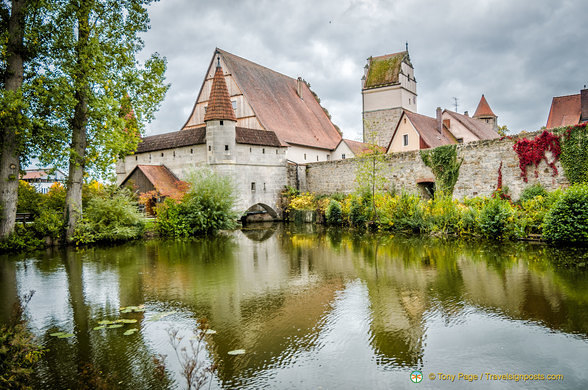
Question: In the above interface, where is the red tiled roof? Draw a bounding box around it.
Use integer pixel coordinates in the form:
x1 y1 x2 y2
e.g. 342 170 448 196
342 139 385 155
186 48 341 150
473 94 496 118
403 111 455 149
137 127 206 153
21 170 48 180
132 165 187 199
236 127 282 147
546 94 581 129
204 60 237 122
363 51 409 89
444 110 500 140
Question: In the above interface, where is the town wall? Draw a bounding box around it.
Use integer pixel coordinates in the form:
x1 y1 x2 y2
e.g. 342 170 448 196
303 131 569 200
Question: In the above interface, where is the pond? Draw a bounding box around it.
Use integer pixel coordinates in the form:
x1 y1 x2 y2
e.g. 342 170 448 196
1 224 588 389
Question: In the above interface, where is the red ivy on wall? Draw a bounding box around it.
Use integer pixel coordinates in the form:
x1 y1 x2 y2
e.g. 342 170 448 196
512 130 561 182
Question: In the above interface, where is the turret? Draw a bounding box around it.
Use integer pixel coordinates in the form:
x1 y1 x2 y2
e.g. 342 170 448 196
205 54 237 164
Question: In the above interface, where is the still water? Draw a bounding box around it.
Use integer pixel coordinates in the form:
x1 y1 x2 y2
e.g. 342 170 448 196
1 224 588 389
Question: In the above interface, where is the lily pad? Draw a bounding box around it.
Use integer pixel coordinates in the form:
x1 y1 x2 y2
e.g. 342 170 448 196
50 332 65 337
227 349 246 355
98 320 115 325
93 325 106 330
205 329 217 335
120 319 137 324
123 328 139 336
107 324 124 329
58 333 75 339
148 311 176 321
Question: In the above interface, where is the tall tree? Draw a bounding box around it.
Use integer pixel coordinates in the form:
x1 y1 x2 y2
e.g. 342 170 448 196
37 0 168 241
0 0 27 238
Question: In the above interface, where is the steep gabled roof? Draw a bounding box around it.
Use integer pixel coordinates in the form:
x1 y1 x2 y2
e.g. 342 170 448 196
444 110 500 140
546 94 581 129
341 139 385 155
363 51 410 89
185 48 341 150
204 60 237 122
124 165 188 199
473 94 496 118
388 111 455 151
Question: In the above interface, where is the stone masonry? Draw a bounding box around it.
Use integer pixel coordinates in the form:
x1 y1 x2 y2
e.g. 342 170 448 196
301 130 569 200
363 108 403 148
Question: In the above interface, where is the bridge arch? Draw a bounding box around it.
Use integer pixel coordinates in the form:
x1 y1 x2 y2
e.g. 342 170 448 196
241 203 279 223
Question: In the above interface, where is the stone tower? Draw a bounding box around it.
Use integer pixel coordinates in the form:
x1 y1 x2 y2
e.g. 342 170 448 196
473 94 498 131
361 48 417 147
205 54 237 165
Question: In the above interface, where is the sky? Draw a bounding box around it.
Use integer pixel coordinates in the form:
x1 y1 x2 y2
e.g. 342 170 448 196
139 0 588 141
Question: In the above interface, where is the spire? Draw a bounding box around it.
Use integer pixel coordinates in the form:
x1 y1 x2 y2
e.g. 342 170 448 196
473 94 496 118
204 57 236 122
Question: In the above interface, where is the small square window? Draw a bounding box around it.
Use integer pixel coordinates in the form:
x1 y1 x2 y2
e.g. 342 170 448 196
263 183 266 192
251 182 256 192
250 147 252 153
225 145 229 151
161 152 164 157
457 138 464 144
220 120 224 126
316 156 319 161
191 148 193 154
403 134 409 146
304 153 307 160
342 154 346 159
262 148 265 154
135 156 137 161
208 145 211 151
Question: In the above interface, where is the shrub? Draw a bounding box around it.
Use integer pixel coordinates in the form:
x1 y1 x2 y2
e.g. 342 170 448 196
42 182 66 212
543 184 588 243
73 187 145 245
17 180 41 217
349 198 367 228
427 193 461 234
388 192 427 233
156 169 237 237
288 193 316 211
325 200 343 225
0 225 44 253
478 197 518 239
32 209 63 241
519 183 548 203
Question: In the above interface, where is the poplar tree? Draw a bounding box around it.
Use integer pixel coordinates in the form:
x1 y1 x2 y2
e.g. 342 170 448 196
37 0 168 242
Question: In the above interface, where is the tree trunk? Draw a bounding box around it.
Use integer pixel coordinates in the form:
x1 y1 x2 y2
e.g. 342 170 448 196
0 0 26 238
64 3 90 242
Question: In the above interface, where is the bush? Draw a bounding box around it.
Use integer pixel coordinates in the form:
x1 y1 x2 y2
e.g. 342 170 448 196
389 192 427 233
543 184 588 243
42 182 66 212
349 198 367 228
325 200 343 225
17 181 41 217
519 183 548 203
0 225 44 253
73 187 145 245
156 169 237 237
478 198 518 239
427 193 461 234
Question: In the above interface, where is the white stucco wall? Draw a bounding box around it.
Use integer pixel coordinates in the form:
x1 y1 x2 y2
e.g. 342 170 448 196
286 145 332 164
387 117 420 153
442 113 479 143
331 141 355 160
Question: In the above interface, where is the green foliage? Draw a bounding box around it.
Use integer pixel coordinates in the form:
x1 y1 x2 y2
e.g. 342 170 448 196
0 291 45 388
349 198 367 228
31 209 63 241
156 170 237 237
0 225 44 253
17 181 41 216
519 183 548 203
388 192 427 233
41 183 66 212
325 200 343 226
35 0 170 180
558 124 588 185
72 187 145 245
355 144 387 222
420 145 463 196
426 193 461 234
478 198 518 240
543 184 588 243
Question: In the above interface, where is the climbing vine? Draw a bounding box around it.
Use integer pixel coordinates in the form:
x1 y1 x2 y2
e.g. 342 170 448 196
420 145 463 196
558 123 588 184
512 130 560 182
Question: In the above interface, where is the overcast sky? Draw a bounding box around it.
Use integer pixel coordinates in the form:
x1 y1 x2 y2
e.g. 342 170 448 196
139 0 588 141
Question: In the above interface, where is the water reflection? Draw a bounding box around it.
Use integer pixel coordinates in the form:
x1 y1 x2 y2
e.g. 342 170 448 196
1 225 587 389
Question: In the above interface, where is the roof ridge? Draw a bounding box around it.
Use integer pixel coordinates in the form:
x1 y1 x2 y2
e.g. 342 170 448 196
218 48 297 83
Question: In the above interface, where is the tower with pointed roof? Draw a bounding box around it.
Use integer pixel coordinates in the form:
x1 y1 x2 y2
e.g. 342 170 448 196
361 47 417 148
473 94 498 131
205 54 238 165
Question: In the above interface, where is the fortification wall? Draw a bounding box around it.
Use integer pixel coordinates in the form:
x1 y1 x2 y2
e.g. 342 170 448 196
303 131 569 200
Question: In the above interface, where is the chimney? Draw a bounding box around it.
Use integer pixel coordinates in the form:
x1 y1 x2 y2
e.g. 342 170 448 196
436 107 442 134
297 77 303 98
464 110 469 117
581 87 588 122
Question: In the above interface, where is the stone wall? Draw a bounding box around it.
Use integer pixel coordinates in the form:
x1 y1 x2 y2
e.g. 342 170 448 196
363 107 403 148
304 131 569 200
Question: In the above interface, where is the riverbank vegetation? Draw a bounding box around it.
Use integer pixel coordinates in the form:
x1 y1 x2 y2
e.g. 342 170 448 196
285 183 588 245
